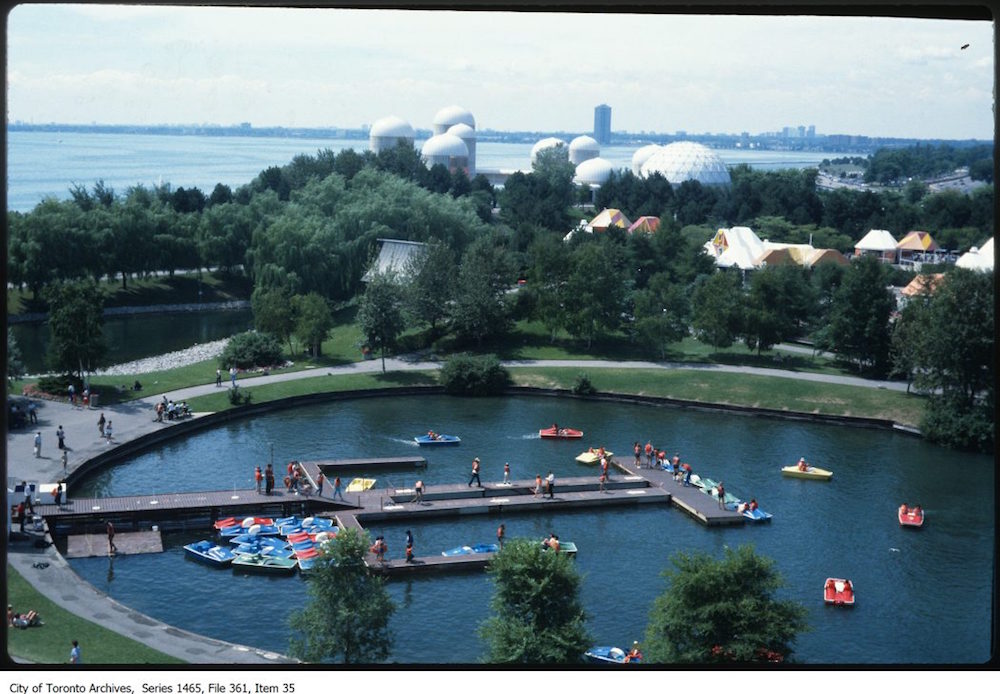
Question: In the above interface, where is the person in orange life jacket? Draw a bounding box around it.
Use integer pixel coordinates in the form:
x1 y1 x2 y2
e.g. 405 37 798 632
405 530 414 563
254 466 263 494
656 449 666 469
332 475 344 501
496 523 506 548
644 442 653 467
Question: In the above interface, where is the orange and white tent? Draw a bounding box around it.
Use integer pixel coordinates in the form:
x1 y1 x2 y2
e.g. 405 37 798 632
897 230 939 254
628 216 660 234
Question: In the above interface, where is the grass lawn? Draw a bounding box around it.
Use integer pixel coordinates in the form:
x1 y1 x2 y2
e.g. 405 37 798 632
6 565 184 665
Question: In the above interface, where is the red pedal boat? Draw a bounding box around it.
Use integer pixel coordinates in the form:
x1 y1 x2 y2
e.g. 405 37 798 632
539 425 583 439
823 577 855 606
898 504 925 528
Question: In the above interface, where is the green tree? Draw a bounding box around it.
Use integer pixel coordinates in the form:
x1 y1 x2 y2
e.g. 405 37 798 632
44 280 107 378
7 329 25 387
741 265 816 354
251 286 297 356
691 271 744 349
825 256 895 375
293 292 334 357
288 528 394 663
644 545 809 664
632 272 690 359
563 241 627 348
449 235 512 347
358 271 406 373
404 240 456 332
478 538 591 664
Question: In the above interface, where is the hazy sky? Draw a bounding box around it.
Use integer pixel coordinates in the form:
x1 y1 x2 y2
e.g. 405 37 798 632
6 4 995 140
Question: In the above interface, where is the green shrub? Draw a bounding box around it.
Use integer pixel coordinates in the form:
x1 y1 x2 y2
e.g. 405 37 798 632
218 331 283 370
572 372 597 395
36 373 83 396
439 353 511 396
227 385 253 407
921 395 994 453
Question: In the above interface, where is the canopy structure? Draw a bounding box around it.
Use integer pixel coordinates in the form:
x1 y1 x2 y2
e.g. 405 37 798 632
900 273 945 297
804 248 849 267
854 229 898 262
628 216 660 234
755 247 797 266
706 226 764 270
362 238 426 282
587 208 632 232
955 238 995 272
897 230 939 252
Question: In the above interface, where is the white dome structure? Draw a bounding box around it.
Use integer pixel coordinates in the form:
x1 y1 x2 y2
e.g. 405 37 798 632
569 135 600 165
574 157 614 187
631 144 662 176
369 116 415 154
530 137 568 165
639 141 731 187
421 133 469 173
446 123 477 175
432 105 476 135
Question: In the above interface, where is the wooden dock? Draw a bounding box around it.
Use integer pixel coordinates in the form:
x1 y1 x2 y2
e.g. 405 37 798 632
304 456 427 471
65 530 164 558
620 461 746 526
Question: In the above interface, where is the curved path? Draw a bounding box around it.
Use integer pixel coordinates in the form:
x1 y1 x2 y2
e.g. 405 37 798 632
4 356 910 663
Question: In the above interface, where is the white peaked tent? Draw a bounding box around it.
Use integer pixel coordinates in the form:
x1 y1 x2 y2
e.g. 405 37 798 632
362 239 426 282
705 226 764 270
955 238 994 272
854 229 898 262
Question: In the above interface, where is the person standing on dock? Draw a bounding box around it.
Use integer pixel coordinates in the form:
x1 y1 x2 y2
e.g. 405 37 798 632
405 529 414 563
546 471 555 499
469 457 482 488
105 421 113 444
254 466 263 494
97 413 106 437
633 442 641 468
264 463 275 495
534 474 542 496
497 523 505 548
106 521 117 555
716 481 726 509
333 475 345 501
644 441 653 468
600 455 610 482
503 461 511 484
599 468 608 493
316 472 325 497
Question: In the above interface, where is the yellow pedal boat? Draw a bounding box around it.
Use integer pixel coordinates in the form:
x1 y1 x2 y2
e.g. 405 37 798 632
346 477 376 492
575 448 613 464
781 465 833 481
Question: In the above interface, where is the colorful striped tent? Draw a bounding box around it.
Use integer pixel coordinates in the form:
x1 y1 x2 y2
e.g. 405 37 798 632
588 208 632 232
896 230 939 261
627 216 660 234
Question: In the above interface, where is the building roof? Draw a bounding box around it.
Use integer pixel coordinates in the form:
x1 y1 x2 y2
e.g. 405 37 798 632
955 237 995 271
421 133 469 158
804 248 850 267
369 115 415 139
574 158 614 186
897 230 939 252
756 247 798 266
900 273 946 297
855 229 898 251
362 238 427 282
628 216 660 234
587 208 632 231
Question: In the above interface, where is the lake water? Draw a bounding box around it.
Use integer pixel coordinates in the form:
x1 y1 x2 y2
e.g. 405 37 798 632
6 130 853 213
10 308 253 375
70 394 995 665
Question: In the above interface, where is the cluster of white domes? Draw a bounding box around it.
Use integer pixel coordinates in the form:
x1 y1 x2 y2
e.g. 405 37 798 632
569 135 600 165
370 105 478 174
639 141 731 187
631 144 662 176
574 157 614 187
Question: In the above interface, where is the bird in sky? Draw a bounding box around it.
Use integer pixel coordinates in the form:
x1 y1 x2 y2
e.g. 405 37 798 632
961 43 970 49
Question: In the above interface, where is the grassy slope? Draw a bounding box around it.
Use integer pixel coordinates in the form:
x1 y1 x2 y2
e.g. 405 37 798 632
6 566 183 665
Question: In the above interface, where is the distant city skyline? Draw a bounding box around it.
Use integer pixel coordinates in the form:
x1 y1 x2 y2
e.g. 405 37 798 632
6 5 995 141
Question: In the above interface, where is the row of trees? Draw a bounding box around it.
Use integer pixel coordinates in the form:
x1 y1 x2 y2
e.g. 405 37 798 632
8 141 993 306
290 528 807 665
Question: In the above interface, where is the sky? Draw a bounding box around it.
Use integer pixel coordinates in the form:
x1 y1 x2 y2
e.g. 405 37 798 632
5 3 996 140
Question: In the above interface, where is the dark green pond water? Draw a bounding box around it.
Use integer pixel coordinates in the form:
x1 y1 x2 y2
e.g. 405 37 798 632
71 394 995 664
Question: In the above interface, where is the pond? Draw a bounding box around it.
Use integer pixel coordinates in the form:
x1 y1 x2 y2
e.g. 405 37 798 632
70 394 995 664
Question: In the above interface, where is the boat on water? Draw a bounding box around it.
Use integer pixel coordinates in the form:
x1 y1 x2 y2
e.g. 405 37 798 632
781 464 833 481
442 542 500 557
214 516 274 531
575 448 613 464
539 426 584 439
823 577 855 606
232 553 298 575
898 504 925 528
541 539 578 556
346 478 376 492
183 540 236 567
699 479 742 508
741 506 773 522
232 542 294 560
414 433 461 446
227 534 290 550
584 646 641 664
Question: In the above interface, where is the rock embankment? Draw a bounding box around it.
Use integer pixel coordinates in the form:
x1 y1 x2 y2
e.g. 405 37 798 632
95 338 230 376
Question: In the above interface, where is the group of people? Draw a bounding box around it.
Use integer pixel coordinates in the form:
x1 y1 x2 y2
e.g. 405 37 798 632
370 530 417 564
541 533 562 552
155 397 190 422
7 604 42 629
532 471 556 498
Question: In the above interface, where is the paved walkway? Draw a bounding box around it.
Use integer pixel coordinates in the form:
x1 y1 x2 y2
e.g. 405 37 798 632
4 355 911 664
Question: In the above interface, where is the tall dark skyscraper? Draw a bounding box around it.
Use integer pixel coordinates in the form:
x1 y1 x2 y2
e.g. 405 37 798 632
593 104 611 145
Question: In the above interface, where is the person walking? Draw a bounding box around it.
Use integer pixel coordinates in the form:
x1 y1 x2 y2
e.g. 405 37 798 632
230 366 237 386
333 475 345 501
316 472 325 497
405 529 414 563
468 457 482 487
546 471 555 499
68 384 75 407
215 369 222 387
264 463 275 495
106 521 117 555
69 640 81 664
23 483 35 514
254 466 263 494
61 449 68 473
33 431 41 458
534 474 542 496
503 461 511 485
497 523 506 548
97 413 106 437
27 401 37 424
104 420 113 444
56 425 65 450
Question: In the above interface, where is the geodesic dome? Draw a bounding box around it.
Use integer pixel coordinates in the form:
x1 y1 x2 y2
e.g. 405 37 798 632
639 141 730 186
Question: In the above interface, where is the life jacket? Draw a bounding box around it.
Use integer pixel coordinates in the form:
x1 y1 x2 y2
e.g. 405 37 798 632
644 443 652 454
